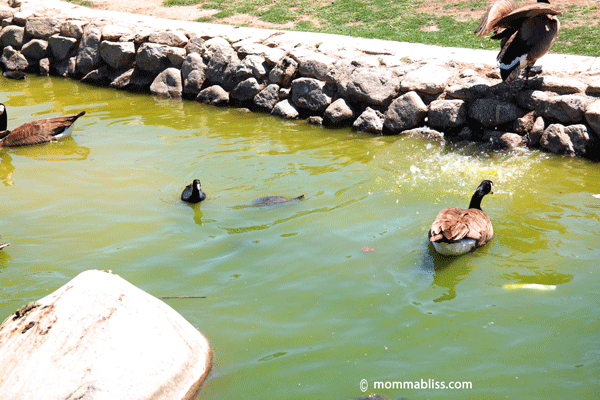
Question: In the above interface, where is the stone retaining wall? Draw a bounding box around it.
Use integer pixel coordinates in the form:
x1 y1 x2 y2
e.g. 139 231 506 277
2 0 600 159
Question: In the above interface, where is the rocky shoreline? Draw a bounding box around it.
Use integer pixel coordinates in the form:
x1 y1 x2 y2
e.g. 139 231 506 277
1 0 600 158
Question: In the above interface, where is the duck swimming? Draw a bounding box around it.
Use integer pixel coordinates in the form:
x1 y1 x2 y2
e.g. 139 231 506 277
181 179 206 203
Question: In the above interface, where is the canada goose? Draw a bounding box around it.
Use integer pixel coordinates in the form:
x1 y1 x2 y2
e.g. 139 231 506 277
428 180 494 256
0 242 8 250
2 71 26 80
0 103 86 147
181 179 206 203
252 194 304 206
475 0 561 81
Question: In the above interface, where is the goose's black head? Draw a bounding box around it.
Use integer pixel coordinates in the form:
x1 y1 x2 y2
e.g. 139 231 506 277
469 180 494 209
538 0 550 3
192 179 201 190
0 103 6 131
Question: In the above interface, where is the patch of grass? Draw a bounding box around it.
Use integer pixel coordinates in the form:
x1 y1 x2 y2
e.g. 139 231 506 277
67 0 92 5
171 0 599 57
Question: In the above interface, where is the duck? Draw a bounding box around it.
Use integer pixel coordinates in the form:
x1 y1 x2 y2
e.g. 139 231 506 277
0 103 86 147
428 180 494 256
181 179 206 203
2 71 27 80
475 0 561 81
252 194 304 206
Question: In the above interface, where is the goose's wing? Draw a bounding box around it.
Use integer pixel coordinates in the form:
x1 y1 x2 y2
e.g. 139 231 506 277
460 208 493 247
493 3 562 30
1 112 85 147
429 207 493 247
475 0 518 37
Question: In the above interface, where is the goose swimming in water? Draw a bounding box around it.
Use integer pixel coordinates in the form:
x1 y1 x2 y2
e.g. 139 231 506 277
181 179 206 203
0 103 85 147
252 194 304 206
428 180 494 256
475 0 561 81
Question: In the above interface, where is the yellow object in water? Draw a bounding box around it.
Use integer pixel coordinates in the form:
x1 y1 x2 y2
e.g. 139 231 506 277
503 283 557 291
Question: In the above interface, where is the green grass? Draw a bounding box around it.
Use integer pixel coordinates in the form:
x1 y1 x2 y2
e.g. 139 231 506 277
162 0 600 57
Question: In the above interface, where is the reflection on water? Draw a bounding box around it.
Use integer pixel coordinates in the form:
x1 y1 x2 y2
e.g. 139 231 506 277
1 76 599 400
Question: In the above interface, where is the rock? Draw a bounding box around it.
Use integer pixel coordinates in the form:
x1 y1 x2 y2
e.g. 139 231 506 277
197 85 229 106
25 17 60 39
0 270 212 400
384 91 427 133
109 67 134 89
136 42 170 72
253 83 280 110
55 56 77 77
333 64 401 106
1 46 27 71
427 99 467 129
513 111 535 135
182 52 206 98
353 107 384 134
149 30 188 47
517 90 550 110
537 75 587 94
185 33 205 55
150 67 183 98
400 64 453 95
269 57 297 87
271 99 299 119
528 116 545 146
402 127 445 144
541 95 588 123
21 39 47 60
48 35 77 60
307 116 323 125
324 98 354 125
230 77 263 102
12 10 35 26
469 98 523 128
203 37 240 90
0 25 24 49
100 41 135 70
236 54 268 80
540 124 575 156
165 46 186 67
585 100 600 137
587 80 600 96
292 49 335 81
291 77 333 112
236 43 285 66
39 57 50 76
564 124 590 156
0 5 15 20
102 24 133 41
60 19 87 39
499 132 526 150
445 76 491 100
76 25 102 75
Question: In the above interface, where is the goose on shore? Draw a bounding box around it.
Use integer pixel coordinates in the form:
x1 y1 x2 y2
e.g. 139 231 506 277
475 0 561 81
0 103 86 147
428 180 494 256
181 179 206 203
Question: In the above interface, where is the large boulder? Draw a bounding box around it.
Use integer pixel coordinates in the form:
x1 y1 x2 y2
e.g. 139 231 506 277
182 52 206 98
197 85 229 106
21 39 48 60
25 17 61 39
1 46 28 71
253 84 280 111
136 42 170 72
271 99 299 119
324 98 354 125
469 98 523 128
427 99 467 129
333 63 401 106
291 77 333 112
541 95 588 123
540 124 575 156
269 57 298 87
150 67 183 98
353 107 384 134
100 40 136 70
203 37 240 90
586 100 600 137
48 35 78 60
149 30 189 47
230 77 263 102
0 270 212 400
384 91 427 133
400 64 453 95
0 25 24 50
76 25 102 75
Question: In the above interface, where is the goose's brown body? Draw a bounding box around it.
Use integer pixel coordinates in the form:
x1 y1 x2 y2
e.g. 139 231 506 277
429 207 493 247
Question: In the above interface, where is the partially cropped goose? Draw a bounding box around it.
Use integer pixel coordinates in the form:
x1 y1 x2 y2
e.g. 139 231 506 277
428 180 494 256
181 179 206 203
475 0 561 81
0 103 86 147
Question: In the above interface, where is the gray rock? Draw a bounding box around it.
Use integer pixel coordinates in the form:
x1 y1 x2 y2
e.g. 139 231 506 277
291 77 333 112
197 85 229 106
269 57 297 87
21 39 47 60
528 116 545 146
279 87 291 100
120 68 155 92
272 99 300 119
427 99 467 129
185 32 204 55
136 42 169 72
585 100 600 137
12 10 35 26
513 111 535 135
1 46 27 71
540 124 575 156
48 35 77 60
324 98 354 125
39 57 50 76
236 42 285 65
564 124 590 156
469 98 523 128
109 67 134 89
541 95 588 123
0 270 212 400
0 25 24 49
76 25 102 75
165 46 186 67
384 91 427 133
150 67 183 98
100 41 135 70
538 76 587 94
230 77 263 102
307 116 323 125
203 37 240 90
25 17 60 39
587 80 600 96
253 83 280 110
455 126 473 141
517 90 550 110
149 30 188 47
293 49 335 81
334 65 401 106
400 64 453 95
236 54 268 80
499 132 526 150
102 24 133 41
182 52 206 97
403 127 445 144
0 5 15 20
60 19 87 39
353 107 384 134
55 56 77 77
445 77 491 100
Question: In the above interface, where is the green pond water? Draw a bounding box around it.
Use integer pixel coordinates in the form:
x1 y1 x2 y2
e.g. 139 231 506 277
1 76 599 399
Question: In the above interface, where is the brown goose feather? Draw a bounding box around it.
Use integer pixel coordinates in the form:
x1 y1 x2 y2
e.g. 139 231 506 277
429 207 493 248
0 112 86 147
475 0 518 37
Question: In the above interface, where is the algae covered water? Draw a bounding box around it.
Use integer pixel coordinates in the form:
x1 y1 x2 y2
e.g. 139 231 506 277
0 76 599 399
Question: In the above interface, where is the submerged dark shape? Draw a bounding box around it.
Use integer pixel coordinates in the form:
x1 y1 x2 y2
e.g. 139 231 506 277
3 71 26 80
0 242 8 250
253 194 305 206
181 179 206 203
0 103 86 147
